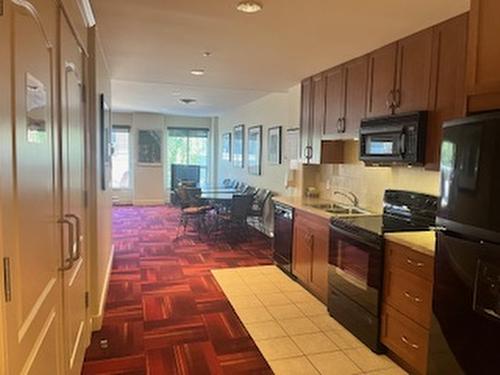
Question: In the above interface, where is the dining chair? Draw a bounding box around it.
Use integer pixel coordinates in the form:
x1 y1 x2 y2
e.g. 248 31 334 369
216 194 254 238
175 186 212 239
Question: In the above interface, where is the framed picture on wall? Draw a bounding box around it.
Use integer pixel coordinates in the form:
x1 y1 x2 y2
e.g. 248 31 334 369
222 132 231 161
138 129 162 165
248 125 262 175
100 94 112 190
233 124 244 168
268 126 282 165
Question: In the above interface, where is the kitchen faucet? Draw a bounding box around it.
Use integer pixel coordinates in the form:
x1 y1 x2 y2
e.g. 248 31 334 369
333 191 360 207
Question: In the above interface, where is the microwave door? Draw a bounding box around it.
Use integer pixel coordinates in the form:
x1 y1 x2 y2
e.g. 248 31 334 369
363 132 403 161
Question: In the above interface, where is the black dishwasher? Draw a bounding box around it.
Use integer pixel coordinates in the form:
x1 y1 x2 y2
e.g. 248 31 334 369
273 203 294 277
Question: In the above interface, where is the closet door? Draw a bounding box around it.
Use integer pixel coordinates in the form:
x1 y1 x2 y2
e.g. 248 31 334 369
59 12 89 375
1 1 63 374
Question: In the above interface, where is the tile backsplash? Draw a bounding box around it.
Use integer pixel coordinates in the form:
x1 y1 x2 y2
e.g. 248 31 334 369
309 141 440 213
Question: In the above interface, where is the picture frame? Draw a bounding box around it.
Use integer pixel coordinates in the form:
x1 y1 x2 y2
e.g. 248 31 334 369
267 126 282 165
248 125 262 175
138 129 162 166
100 94 112 190
222 132 232 161
233 124 244 168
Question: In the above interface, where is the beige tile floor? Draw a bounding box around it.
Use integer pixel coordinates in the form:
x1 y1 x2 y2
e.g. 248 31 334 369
212 265 408 375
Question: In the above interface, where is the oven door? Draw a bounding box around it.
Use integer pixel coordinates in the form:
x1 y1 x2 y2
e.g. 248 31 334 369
328 225 383 316
360 129 406 164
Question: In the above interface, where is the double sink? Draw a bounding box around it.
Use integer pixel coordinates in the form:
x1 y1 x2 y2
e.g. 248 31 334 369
306 203 371 216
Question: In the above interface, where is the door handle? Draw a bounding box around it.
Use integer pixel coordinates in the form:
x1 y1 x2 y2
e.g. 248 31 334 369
58 219 75 271
65 214 81 261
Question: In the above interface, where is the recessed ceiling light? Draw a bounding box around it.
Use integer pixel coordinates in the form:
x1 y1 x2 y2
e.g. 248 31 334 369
190 69 205 76
203 51 212 57
236 1 263 13
179 98 197 105
172 91 181 96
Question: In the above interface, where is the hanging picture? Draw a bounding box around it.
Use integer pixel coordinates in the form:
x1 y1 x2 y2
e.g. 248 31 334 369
285 128 300 162
233 124 244 168
138 129 162 165
248 125 262 175
222 132 232 161
268 126 282 165
100 94 112 190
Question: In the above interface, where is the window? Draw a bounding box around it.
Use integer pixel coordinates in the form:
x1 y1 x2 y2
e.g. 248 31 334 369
166 128 209 188
111 126 131 189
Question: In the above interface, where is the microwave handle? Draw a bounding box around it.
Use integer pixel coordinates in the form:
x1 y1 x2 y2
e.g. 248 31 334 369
400 132 406 155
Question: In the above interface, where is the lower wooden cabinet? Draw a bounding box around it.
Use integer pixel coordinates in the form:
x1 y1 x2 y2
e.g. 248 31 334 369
292 209 329 303
382 239 435 374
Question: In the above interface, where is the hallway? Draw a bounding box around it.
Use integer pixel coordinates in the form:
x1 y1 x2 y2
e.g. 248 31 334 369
82 206 273 374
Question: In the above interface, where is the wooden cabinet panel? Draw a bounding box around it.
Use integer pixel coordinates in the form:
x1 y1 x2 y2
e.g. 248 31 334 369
293 223 312 283
426 13 468 170
467 0 500 112
384 267 433 329
344 56 369 137
310 74 326 164
381 304 429 375
300 78 312 162
395 28 434 113
324 66 345 136
386 240 434 282
367 43 397 117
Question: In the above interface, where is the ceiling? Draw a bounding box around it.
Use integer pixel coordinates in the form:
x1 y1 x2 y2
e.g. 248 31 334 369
93 0 470 116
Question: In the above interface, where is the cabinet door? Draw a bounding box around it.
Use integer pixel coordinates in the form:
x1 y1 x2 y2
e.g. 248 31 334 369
309 228 329 304
395 28 433 113
324 66 345 136
292 224 312 284
310 73 326 164
344 56 369 137
367 43 398 117
467 0 500 112
426 14 468 170
300 78 312 162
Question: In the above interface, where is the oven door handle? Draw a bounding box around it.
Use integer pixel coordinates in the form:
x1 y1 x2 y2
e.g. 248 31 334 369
329 224 381 249
399 132 406 156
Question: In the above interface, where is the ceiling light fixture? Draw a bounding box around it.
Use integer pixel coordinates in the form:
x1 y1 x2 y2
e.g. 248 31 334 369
203 51 212 57
236 1 263 13
190 69 205 76
179 98 197 105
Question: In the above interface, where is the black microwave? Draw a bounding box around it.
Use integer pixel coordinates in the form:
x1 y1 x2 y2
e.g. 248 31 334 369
359 111 427 166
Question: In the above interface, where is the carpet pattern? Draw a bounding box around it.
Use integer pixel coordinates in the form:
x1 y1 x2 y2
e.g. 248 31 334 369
82 205 274 375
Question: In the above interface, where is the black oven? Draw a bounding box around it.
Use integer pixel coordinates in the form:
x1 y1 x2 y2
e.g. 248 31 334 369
328 223 385 353
360 111 427 166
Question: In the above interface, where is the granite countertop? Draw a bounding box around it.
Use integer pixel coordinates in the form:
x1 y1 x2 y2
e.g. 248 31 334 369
384 231 437 257
272 195 377 220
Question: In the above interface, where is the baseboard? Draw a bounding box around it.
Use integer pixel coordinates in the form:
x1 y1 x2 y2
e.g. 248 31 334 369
91 244 115 331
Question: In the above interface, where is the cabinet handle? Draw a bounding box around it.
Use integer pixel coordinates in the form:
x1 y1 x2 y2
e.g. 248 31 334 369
406 258 424 268
394 89 401 109
65 214 82 261
404 291 423 303
386 90 395 110
401 336 420 350
58 218 75 271
336 118 342 133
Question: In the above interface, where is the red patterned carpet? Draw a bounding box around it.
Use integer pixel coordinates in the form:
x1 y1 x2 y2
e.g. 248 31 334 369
82 205 274 375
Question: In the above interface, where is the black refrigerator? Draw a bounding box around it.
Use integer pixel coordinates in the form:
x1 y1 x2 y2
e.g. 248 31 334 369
429 111 500 374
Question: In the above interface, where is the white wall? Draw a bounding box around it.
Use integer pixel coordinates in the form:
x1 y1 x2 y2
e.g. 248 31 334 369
217 85 301 194
112 112 215 204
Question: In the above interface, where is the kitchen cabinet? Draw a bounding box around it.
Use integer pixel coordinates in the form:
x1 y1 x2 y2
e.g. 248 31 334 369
466 0 500 112
381 239 434 375
426 13 468 170
292 209 329 303
367 29 433 116
300 74 325 164
324 56 368 138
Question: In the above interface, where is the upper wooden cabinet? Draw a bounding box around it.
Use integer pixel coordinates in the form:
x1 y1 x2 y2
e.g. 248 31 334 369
367 29 433 117
466 0 500 112
310 74 326 164
367 43 398 117
426 14 468 170
325 56 369 138
300 77 312 162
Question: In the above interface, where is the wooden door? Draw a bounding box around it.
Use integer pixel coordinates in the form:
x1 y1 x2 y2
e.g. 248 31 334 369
395 29 433 113
59 13 89 375
1 1 63 374
467 0 500 112
344 56 369 137
310 73 325 164
300 78 312 162
324 66 345 136
426 14 468 170
366 43 397 117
